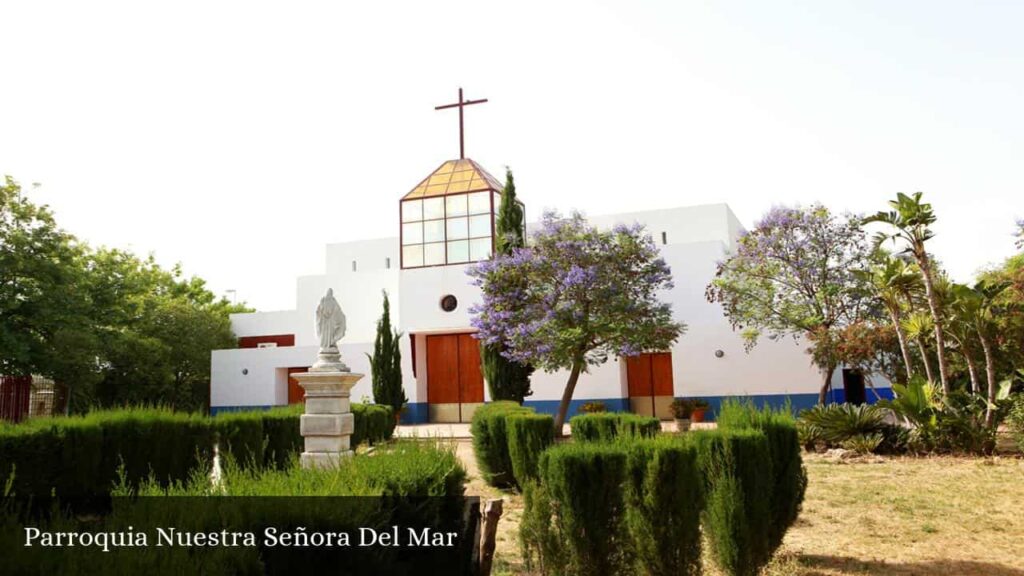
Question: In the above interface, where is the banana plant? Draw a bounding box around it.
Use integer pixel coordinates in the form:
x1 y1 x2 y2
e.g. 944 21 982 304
879 375 939 431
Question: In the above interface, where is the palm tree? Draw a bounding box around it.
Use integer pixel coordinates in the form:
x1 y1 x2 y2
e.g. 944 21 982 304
859 252 922 380
864 192 951 394
952 280 1010 426
948 283 983 395
902 311 936 385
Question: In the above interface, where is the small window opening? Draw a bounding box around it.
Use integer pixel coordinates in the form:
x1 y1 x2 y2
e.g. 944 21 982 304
661 231 667 245
352 260 357 272
385 257 391 269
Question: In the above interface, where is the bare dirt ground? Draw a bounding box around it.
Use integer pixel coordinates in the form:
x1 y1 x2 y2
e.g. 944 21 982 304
456 440 1024 576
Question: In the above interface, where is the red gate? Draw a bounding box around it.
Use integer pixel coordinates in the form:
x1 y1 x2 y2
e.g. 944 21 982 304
0 375 32 423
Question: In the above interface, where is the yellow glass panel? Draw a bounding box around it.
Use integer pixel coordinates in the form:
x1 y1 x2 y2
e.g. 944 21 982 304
450 170 473 183
428 173 452 186
468 177 488 190
448 181 470 193
425 184 448 196
434 161 456 174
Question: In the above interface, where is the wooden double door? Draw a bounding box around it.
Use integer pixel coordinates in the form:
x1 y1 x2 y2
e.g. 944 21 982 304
625 352 674 420
426 333 485 423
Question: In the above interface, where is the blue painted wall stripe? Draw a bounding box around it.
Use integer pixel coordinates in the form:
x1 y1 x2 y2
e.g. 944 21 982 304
213 388 893 423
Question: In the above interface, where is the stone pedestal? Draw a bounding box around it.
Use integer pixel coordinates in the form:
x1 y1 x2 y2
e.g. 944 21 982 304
292 368 363 469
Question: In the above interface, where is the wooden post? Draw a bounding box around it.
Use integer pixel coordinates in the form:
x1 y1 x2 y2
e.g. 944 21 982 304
478 498 504 576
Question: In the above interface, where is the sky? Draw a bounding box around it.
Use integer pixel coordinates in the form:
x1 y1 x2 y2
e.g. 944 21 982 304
2 0 1022 311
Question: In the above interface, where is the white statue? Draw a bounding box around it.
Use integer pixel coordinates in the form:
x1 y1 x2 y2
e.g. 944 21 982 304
316 288 347 350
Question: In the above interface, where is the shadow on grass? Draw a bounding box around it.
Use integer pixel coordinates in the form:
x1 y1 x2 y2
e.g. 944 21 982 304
799 554 1024 576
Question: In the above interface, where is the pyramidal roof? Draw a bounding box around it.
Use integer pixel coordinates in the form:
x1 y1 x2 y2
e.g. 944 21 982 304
403 158 504 199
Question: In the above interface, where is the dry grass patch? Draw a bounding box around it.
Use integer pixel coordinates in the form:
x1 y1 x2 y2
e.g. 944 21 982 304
767 453 1024 576
459 440 1024 576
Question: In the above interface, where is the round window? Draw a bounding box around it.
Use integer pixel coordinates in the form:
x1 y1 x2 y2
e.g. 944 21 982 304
440 294 458 312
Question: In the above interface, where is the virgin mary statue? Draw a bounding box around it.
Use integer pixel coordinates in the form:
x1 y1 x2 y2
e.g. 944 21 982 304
315 288 347 351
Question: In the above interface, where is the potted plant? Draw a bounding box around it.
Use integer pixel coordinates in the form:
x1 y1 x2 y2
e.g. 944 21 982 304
579 401 607 414
690 398 710 423
670 399 694 431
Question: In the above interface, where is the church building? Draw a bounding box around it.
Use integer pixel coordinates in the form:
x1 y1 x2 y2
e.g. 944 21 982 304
209 91 887 423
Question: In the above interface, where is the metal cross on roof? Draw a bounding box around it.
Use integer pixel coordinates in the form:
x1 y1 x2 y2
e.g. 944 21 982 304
434 87 488 159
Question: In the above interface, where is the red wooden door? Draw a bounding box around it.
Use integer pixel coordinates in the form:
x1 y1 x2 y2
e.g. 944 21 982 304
427 333 485 421
626 355 653 398
287 367 310 404
651 353 674 396
458 334 484 404
626 352 674 418
427 335 460 404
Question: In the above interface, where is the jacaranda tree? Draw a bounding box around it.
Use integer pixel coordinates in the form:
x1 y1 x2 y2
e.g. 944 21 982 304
469 211 684 435
706 205 875 404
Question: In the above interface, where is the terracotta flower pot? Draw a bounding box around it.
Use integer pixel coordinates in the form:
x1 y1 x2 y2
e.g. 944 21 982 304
691 408 707 423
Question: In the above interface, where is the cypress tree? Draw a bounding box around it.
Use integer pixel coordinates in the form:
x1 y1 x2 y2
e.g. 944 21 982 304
369 290 407 416
481 169 534 403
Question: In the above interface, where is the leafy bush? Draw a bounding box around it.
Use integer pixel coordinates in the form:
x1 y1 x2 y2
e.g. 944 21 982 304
1008 394 1024 453
471 401 533 488
690 429 773 576
535 442 631 576
717 399 806 554
570 413 660 442
798 403 888 446
351 403 396 448
841 433 883 454
506 413 554 487
623 437 703 576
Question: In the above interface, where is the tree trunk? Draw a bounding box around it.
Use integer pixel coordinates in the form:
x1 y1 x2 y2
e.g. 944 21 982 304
978 328 998 428
961 344 980 395
916 338 935 384
817 364 836 405
917 256 951 394
889 307 915 380
553 361 583 437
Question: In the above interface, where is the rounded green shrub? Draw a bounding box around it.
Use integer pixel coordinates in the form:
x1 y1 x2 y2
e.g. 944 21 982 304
471 401 532 488
506 413 554 487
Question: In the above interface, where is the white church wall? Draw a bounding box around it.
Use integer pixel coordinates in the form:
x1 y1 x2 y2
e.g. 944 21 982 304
325 237 399 276
528 204 741 249
295 271 399 347
230 310 301 338
211 345 316 408
398 264 479 333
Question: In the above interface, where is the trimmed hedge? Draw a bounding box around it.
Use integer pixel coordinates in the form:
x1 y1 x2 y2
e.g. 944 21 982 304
537 442 631 576
351 403 396 448
0 404 396 500
569 412 660 442
506 413 554 487
690 429 774 576
471 401 533 488
522 437 705 576
717 399 806 553
623 437 703 576
4 441 474 575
